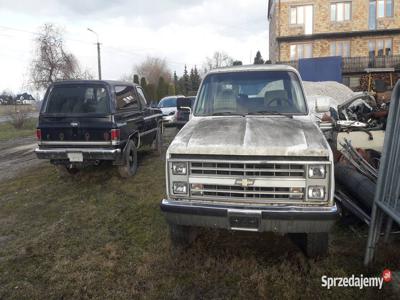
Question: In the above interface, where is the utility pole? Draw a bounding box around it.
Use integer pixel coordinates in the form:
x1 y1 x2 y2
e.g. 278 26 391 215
87 28 102 80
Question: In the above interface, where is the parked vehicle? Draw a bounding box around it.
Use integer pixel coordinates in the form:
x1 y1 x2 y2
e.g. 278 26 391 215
176 96 195 129
158 95 184 126
35 80 163 177
161 65 338 257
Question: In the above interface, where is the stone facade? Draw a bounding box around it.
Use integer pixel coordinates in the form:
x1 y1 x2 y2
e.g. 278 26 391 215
268 0 400 62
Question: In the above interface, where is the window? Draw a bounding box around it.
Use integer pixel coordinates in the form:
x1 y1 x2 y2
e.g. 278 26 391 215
371 0 393 18
330 41 351 57
290 44 312 60
290 5 313 34
136 87 148 108
331 2 351 21
46 85 109 114
115 85 139 110
369 39 392 57
194 71 308 116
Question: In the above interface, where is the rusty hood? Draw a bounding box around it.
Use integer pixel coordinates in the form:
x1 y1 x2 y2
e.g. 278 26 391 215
168 116 331 157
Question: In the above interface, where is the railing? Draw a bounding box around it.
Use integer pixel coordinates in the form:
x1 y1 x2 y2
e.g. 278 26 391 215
278 55 400 74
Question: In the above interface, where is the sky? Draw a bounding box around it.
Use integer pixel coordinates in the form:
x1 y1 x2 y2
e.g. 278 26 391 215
0 0 269 94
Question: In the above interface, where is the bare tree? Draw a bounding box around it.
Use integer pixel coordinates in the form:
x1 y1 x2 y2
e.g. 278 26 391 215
202 51 234 74
30 23 81 90
135 56 172 86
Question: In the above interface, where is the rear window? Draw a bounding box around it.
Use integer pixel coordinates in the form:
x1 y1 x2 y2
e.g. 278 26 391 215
45 85 109 114
158 97 177 108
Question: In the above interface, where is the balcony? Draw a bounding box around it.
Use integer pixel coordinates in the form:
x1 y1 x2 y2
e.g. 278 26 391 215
279 55 400 74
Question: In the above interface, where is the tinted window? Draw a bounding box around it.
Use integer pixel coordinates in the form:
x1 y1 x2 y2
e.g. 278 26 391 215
158 97 177 108
45 85 109 114
115 85 139 110
194 71 307 116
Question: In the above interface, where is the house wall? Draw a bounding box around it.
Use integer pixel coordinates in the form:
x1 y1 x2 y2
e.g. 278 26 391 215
268 0 400 61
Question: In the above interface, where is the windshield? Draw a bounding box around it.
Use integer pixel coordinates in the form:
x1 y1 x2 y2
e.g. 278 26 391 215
45 85 109 114
158 97 177 108
194 71 308 116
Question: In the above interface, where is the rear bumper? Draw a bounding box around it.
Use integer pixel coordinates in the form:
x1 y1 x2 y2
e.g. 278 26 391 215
160 199 339 233
35 147 122 161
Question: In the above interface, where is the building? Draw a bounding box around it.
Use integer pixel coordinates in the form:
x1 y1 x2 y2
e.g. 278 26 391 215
268 0 400 88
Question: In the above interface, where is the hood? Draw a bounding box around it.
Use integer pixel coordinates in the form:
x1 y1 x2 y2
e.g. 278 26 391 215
160 107 176 116
168 116 331 157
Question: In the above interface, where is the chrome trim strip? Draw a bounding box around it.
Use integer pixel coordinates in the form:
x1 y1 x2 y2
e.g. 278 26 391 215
144 113 162 120
139 127 158 137
188 176 306 188
35 148 121 154
39 141 111 146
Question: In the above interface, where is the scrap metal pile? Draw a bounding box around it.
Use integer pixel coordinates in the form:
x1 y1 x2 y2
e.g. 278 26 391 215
305 81 392 223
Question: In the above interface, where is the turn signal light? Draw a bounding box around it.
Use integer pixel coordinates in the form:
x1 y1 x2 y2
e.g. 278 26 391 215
111 129 120 141
36 129 42 140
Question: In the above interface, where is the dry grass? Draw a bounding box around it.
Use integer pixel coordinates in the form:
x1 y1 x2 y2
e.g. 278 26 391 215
0 118 37 141
0 105 37 117
0 129 399 299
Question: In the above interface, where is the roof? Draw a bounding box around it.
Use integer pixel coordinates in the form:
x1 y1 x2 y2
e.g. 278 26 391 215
207 64 298 74
52 80 139 87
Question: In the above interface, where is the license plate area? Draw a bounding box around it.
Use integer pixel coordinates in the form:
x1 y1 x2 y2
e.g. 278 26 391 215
67 152 83 162
228 210 261 231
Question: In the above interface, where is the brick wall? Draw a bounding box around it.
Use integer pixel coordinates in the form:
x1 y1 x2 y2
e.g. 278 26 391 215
268 0 400 61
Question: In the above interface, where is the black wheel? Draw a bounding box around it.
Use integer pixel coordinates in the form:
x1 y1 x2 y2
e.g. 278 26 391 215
169 224 195 248
118 140 138 178
289 233 329 258
151 124 163 157
55 165 79 177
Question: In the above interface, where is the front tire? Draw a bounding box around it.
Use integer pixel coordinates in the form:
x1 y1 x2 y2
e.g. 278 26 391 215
169 224 195 248
118 140 138 178
289 232 329 258
151 124 163 157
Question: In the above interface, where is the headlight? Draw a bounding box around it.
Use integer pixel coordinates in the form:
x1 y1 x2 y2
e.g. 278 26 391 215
173 182 188 194
172 162 187 175
308 165 326 179
308 186 325 200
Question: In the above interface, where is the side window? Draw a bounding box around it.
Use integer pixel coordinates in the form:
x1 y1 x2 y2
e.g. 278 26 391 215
115 85 139 110
136 87 148 108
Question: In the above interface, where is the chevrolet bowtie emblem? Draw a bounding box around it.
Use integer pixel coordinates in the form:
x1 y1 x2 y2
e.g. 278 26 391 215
235 178 255 187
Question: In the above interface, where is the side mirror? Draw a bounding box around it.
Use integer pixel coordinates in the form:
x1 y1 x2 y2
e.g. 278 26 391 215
315 97 331 113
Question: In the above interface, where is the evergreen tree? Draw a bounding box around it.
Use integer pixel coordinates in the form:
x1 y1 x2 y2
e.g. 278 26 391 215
233 60 243 66
168 83 175 95
157 76 169 100
253 51 265 64
146 84 157 103
183 65 190 95
173 71 181 94
140 77 147 89
133 74 140 84
191 66 201 92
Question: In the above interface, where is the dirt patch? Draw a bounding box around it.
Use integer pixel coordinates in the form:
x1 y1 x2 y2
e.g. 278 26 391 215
0 136 43 182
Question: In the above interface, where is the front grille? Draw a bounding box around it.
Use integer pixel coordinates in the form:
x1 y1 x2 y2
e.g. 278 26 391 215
190 162 305 178
191 185 304 203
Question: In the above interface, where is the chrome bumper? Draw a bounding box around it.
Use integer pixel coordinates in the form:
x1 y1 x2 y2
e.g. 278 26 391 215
161 199 339 233
35 147 121 161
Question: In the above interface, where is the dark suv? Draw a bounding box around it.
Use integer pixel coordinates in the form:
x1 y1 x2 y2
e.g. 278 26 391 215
35 80 163 177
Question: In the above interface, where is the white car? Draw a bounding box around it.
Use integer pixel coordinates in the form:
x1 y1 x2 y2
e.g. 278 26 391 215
158 96 185 125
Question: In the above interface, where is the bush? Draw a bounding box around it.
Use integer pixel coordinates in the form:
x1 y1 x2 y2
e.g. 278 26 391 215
8 110 29 129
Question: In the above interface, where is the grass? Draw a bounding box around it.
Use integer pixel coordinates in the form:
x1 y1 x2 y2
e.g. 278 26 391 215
0 134 399 299
0 118 37 141
0 105 37 117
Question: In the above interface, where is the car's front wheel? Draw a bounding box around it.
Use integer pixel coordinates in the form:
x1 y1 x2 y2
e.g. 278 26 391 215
118 140 138 178
289 232 329 258
169 224 196 248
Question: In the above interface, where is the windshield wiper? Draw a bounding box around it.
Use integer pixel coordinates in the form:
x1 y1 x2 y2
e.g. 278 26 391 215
247 111 293 118
210 112 245 116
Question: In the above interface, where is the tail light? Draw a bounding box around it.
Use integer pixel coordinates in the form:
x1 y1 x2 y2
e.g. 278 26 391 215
36 129 42 140
111 129 120 144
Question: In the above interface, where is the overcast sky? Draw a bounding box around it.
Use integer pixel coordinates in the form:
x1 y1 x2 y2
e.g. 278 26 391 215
0 0 269 94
